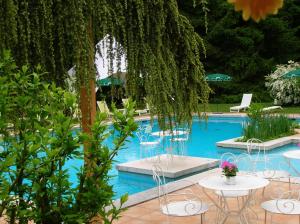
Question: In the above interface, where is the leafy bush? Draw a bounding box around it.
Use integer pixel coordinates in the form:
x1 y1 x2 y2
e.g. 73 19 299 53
0 51 137 224
265 60 300 105
246 104 264 122
241 105 296 141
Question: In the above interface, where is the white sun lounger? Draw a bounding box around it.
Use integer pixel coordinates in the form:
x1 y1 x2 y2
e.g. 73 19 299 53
120 98 150 115
97 101 113 116
136 103 150 116
262 106 283 112
230 94 252 112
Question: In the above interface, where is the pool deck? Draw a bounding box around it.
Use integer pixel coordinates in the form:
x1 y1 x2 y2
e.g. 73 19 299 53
116 154 219 178
113 168 300 224
133 112 300 122
73 111 299 128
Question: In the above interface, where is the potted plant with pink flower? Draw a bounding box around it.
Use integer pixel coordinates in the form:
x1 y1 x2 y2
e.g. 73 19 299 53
221 161 238 185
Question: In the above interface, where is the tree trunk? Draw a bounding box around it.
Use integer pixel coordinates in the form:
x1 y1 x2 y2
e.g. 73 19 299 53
79 17 104 224
80 80 96 136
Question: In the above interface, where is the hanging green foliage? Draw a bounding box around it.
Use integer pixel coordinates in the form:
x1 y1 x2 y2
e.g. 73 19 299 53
0 0 210 128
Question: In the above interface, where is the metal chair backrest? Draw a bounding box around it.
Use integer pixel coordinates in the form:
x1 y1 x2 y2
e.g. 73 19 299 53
220 152 237 165
246 138 269 172
136 125 154 142
236 153 255 174
246 138 266 160
136 127 148 143
152 164 169 208
144 124 152 134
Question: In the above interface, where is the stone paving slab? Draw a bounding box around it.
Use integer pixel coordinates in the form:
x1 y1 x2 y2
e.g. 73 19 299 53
116 154 219 178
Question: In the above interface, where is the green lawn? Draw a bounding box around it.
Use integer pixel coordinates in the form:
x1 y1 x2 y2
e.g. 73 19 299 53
200 103 300 114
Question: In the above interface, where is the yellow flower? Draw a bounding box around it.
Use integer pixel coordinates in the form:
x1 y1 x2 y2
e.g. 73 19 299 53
228 0 284 22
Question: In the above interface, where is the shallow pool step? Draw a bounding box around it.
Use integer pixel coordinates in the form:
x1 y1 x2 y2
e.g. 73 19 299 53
116 154 219 178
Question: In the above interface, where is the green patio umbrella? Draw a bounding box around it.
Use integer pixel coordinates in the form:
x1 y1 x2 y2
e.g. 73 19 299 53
282 69 300 79
205 73 232 113
96 76 124 87
205 73 232 82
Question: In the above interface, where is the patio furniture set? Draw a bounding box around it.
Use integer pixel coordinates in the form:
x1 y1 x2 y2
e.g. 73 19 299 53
152 139 300 224
136 124 190 162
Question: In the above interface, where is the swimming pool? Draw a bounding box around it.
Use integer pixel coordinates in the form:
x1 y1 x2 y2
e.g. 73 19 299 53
66 116 300 199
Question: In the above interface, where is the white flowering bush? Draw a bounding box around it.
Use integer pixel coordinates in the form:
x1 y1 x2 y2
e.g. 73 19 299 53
265 60 300 105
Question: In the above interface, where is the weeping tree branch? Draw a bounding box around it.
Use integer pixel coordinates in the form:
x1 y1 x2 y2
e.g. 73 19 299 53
0 0 210 130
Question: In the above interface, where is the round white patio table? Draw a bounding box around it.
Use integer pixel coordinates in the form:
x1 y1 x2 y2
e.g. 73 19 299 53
151 130 188 137
199 175 269 224
283 150 300 176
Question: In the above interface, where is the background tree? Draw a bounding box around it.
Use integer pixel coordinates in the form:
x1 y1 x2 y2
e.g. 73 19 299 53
178 0 300 103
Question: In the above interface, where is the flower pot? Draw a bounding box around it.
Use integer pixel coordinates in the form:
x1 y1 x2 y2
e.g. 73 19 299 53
225 176 236 185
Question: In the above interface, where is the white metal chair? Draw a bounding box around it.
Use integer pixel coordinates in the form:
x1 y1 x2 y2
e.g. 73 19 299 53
236 153 255 175
136 98 150 116
254 155 291 184
169 128 190 157
247 138 265 155
230 93 252 112
152 165 209 223
246 138 291 190
261 190 300 223
136 126 161 161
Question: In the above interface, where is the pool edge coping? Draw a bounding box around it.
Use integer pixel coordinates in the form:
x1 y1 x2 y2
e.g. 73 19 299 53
216 134 300 151
112 168 220 209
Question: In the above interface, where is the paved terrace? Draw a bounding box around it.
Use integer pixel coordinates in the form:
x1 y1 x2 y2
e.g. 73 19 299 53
0 171 298 224
115 169 300 224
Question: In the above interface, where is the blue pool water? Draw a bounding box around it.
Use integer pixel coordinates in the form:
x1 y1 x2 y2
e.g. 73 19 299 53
66 117 300 199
